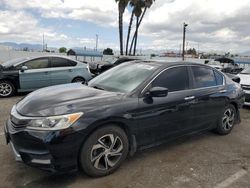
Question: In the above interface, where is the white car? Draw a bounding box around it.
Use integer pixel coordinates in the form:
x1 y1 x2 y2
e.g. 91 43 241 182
237 67 250 106
207 60 223 70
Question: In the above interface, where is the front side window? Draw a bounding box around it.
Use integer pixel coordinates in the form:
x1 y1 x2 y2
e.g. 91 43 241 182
23 58 49 69
192 66 216 88
151 66 190 92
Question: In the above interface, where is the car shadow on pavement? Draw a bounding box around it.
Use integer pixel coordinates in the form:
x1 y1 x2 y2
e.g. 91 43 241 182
243 105 250 110
21 131 217 187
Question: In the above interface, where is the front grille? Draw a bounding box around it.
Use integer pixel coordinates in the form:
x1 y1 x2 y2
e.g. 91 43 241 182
245 94 250 102
241 85 250 91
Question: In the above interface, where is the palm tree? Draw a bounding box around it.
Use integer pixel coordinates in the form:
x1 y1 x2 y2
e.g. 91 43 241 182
125 9 134 55
129 0 155 55
125 0 137 55
115 0 129 55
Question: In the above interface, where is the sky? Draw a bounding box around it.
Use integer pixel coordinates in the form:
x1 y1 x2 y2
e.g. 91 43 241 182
1 0 250 53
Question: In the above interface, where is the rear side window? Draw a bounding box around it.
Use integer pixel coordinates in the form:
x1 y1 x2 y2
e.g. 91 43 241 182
23 58 49 69
192 66 216 88
151 66 189 92
214 71 224 85
51 57 77 67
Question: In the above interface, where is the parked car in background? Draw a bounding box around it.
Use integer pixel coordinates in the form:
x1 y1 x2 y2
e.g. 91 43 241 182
5 61 244 177
205 61 241 83
88 56 139 75
237 67 250 105
215 57 243 74
206 60 223 70
0 55 92 97
224 73 241 83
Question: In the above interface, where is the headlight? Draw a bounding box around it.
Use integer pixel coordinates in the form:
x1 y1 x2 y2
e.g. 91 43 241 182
27 112 83 130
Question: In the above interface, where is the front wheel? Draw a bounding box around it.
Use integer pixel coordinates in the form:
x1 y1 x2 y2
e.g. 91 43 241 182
72 77 85 83
0 80 15 97
215 104 236 135
80 125 129 177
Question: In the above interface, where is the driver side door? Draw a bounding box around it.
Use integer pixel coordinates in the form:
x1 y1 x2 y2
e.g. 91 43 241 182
135 66 196 147
18 57 51 91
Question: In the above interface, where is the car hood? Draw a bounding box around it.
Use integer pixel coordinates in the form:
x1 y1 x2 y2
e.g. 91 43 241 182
237 73 250 85
16 83 125 117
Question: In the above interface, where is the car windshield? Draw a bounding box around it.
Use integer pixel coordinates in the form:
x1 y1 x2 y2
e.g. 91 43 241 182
88 62 159 93
2 58 28 67
102 57 117 64
208 61 221 66
240 67 250 74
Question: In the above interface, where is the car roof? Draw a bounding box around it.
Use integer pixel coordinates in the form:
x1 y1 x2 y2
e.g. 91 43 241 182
2 55 80 67
28 55 77 61
132 60 207 69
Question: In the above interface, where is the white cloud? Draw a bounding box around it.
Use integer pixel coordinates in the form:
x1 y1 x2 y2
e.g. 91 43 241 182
1 0 123 27
139 0 250 52
1 0 250 52
0 10 71 46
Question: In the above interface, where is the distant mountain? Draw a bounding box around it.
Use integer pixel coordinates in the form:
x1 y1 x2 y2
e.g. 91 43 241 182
0 42 43 51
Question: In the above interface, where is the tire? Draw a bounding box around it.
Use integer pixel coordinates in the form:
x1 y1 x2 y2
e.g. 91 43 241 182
72 77 85 83
214 104 236 135
0 80 15 97
80 125 129 177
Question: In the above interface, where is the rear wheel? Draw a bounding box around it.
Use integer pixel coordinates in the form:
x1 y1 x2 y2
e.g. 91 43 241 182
0 80 15 97
80 125 129 177
72 77 85 83
215 104 236 135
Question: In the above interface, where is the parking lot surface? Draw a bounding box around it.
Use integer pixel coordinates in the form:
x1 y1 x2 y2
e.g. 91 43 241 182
0 95 250 188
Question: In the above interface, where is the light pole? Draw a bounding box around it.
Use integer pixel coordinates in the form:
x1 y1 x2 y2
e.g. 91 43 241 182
95 34 98 51
182 22 188 61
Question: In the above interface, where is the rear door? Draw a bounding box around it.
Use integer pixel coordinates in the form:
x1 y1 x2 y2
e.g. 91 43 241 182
19 57 51 91
188 66 227 130
50 57 77 85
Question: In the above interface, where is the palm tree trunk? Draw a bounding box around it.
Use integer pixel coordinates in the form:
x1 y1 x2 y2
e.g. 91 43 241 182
119 12 123 55
133 17 139 55
129 8 147 55
125 12 134 55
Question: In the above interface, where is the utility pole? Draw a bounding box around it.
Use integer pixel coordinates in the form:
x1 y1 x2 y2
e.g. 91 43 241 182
42 33 45 52
182 22 188 61
95 34 98 51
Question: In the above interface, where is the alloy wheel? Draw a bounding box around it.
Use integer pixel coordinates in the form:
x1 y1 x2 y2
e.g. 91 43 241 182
0 82 12 97
222 108 235 131
73 78 85 83
90 134 123 170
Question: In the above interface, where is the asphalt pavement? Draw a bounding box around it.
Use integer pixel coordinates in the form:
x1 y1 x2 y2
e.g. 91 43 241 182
0 95 250 188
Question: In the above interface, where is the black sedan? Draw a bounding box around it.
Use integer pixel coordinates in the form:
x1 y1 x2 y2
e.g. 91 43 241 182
4 61 245 177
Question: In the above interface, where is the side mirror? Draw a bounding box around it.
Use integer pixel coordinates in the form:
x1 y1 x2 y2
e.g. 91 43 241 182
21 66 28 72
147 87 168 97
232 76 240 83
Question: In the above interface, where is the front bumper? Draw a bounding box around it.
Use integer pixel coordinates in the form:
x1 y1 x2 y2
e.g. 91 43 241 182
243 90 250 106
4 117 85 173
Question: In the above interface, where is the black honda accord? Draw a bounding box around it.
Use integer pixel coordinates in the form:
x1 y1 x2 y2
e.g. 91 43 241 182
4 61 245 177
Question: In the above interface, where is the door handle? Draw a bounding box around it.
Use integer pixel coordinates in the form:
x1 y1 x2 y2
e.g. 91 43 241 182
219 89 227 93
184 96 195 101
